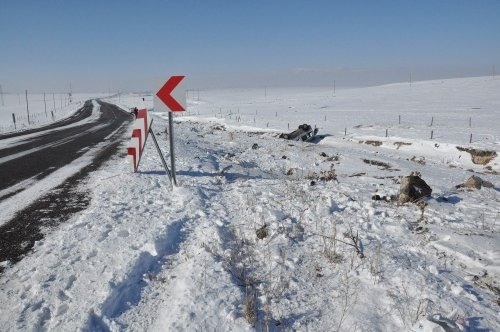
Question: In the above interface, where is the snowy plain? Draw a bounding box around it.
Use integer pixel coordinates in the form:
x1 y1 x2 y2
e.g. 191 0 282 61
0 77 499 331
0 92 110 133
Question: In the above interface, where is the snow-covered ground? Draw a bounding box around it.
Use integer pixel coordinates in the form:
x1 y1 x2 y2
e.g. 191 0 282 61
1 77 499 331
0 92 109 133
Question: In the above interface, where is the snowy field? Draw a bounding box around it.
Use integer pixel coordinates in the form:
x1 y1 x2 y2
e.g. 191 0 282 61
0 77 499 331
0 92 109 133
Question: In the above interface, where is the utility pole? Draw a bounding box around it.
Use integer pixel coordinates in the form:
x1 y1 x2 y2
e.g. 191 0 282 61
25 90 30 124
69 82 73 103
0 84 4 106
44 92 47 116
53 93 56 112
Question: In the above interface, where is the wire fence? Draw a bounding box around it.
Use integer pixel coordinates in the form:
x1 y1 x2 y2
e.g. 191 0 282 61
0 91 78 133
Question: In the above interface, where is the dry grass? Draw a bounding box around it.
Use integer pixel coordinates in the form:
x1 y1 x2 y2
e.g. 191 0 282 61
456 146 497 165
362 159 391 170
307 164 337 182
360 140 382 147
244 293 257 325
394 141 412 149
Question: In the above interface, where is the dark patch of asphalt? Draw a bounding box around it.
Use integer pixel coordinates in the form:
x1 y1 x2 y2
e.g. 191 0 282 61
0 100 129 193
0 100 132 274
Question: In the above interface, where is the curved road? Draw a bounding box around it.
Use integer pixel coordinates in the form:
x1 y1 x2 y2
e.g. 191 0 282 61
0 100 132 270
0 100 131 196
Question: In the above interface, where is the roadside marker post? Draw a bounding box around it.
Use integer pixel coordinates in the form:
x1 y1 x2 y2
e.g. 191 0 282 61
127 109 173 186
127 109 152 172
154 75 187 187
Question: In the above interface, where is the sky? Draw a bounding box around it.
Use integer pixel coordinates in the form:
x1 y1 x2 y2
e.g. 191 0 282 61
0 0 499 92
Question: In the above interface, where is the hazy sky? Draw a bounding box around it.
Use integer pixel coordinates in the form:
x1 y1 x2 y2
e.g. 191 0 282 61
1 0 499 92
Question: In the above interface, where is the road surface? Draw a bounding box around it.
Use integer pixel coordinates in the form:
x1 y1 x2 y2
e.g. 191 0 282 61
0 100 131 196
0 100 132 270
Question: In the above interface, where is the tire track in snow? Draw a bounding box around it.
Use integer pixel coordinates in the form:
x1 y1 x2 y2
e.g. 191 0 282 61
83 182 203 331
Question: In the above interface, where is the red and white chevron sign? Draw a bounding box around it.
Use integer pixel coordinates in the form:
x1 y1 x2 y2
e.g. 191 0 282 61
127 109 152 172
154 76 186 113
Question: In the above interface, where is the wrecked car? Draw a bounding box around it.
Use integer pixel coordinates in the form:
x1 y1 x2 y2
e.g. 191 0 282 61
279 124 318 142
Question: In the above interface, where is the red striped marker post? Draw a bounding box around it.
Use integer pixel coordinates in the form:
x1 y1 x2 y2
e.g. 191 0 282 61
127 109 151 172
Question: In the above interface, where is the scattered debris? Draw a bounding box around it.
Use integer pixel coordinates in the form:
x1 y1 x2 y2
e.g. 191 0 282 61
349 172 366 177
286 168 296 176
145 273 167 283
362 159 391 170
246 131 266 137
456 147 497 165
411 225 428 234
456 175 494 190
211 124 226 131
306 164 337 182
315 265 324 278
394 141 412 149
410 156 426 165
319 151 339 162
281 155 287 159
484 166 499 175
360 140 382 147
256 224 269 240
398 172 432 203
251 143 259 150
371 194 396 202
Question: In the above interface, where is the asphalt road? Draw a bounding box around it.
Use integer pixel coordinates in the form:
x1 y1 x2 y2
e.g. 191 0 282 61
0 100 132 270
0 100 132 196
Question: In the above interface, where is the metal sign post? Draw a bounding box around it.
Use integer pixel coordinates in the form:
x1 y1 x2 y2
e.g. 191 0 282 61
149 125 173 183
154 75 186 187
168 112 177 186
